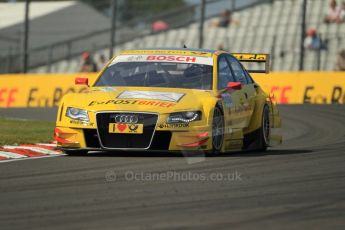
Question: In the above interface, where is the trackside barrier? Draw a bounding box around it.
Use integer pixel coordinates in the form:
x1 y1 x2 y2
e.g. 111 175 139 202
0 73 97 108
252 72 345 104
0 72 344 108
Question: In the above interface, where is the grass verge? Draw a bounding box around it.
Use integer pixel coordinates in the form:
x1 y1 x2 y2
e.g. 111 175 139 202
0 117 55 146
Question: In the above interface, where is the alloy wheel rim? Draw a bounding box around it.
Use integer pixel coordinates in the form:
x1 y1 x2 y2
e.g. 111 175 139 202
212 108 224 151
263 108 270 145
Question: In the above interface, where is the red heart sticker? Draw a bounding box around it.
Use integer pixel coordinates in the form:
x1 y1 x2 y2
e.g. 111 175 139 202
117 124 127 132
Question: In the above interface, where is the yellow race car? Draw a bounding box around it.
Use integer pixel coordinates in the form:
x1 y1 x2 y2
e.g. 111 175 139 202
54 48 281 155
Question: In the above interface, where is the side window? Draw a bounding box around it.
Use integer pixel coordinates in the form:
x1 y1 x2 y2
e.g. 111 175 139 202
244 69 254 84
217 56 235 89
227 56 248 84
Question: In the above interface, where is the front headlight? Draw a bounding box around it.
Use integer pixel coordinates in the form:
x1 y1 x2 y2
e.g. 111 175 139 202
66 107 89 121
167 111 201 123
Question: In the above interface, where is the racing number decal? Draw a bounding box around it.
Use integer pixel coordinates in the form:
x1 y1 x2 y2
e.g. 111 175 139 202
221 93 233 108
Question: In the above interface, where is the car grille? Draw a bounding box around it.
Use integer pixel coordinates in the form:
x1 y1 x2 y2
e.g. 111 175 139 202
96 112 158 149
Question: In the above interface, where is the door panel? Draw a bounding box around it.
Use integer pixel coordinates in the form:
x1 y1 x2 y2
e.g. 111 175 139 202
241 84 256 126
226 55 254 127
220 90 247 129
217 55 248 130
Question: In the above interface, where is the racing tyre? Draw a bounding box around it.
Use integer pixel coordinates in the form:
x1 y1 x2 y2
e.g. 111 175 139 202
257 105 270 151
212 106 224 154
63 150 88 156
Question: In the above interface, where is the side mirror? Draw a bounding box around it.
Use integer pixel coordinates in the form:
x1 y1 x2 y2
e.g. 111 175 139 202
75 77 89 86
227 82 242 90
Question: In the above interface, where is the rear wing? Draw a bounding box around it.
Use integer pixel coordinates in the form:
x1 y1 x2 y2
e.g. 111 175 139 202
232 53 270 74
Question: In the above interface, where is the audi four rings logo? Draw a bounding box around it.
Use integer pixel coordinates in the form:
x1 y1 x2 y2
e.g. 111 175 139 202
114 114 139 123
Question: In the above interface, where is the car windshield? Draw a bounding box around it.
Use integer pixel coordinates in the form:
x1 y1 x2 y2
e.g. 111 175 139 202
95 62 213 90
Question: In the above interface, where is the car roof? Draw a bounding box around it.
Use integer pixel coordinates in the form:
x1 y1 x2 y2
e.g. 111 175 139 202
120 48 221 57
135 48 217 53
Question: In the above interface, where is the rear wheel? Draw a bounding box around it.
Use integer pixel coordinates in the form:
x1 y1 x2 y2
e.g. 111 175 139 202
212 106 224 154
63 150 88 156
258 105 270 151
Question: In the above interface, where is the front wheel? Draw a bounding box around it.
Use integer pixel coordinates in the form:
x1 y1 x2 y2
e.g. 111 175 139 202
212 106 224 154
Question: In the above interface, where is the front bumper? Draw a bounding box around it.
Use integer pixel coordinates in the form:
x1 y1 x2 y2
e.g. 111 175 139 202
54 126 212 151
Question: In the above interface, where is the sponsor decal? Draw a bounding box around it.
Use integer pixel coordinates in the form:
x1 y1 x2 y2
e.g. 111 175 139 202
27 86 88 107
98 87 116 92
0 87 18 107
127 55 145 62
112 54 213 66
108 123 143 134
159 123 189 128
117 90 184 102
88 99 176 108
69 120 94 126
146 55 196 63
233 53 268 61
120 50 212 57
270 86 292 104
303 86 345 104
234 103 251 113
221 93 233 108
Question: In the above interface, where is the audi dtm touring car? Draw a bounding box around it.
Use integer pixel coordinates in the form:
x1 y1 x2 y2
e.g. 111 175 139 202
54 48 281 155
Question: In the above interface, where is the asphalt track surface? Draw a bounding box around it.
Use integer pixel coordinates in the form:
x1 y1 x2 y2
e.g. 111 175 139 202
0 105 344 230
0 108 58 121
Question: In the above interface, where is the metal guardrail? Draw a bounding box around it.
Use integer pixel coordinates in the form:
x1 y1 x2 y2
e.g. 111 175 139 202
0 0 272 73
